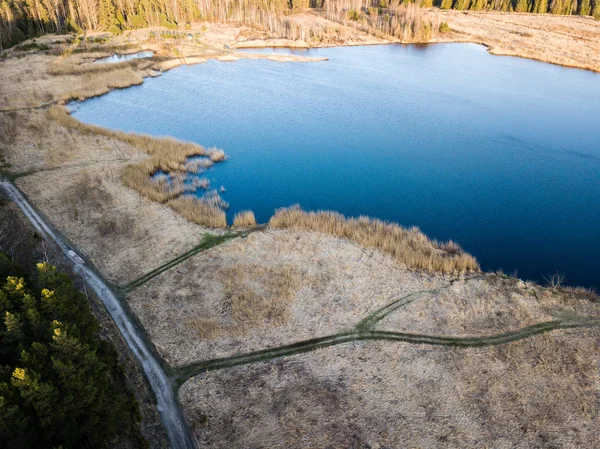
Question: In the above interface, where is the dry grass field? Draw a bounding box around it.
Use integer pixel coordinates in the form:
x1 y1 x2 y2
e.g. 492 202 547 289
434 11 600 72
180 328 600 449
127 229 444 366
379 275 600 336
1 15 599 448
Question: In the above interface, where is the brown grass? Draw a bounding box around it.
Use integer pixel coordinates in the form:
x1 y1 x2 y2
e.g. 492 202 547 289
221 264 300 334
64 68 145 101
167 196 227 228
180 326 600 449
48 105 229 227
47 55 153 76
125 229 446 366
269 205 479 274
232 210 257 228
186 316 222 340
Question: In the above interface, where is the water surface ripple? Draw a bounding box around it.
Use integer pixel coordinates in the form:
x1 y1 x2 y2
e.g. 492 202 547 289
73 44 600 289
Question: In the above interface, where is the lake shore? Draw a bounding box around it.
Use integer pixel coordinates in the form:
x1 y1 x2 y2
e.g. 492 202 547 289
1 15 600 449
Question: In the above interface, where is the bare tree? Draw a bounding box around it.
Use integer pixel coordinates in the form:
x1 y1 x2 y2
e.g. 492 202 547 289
543 272 565 291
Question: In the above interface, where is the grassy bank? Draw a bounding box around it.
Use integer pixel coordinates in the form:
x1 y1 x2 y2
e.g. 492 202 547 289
48 105 229 227
269 205 479 274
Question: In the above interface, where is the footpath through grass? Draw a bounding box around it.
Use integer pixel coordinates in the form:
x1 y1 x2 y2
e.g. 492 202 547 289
170 278 600 387
121 227 264 293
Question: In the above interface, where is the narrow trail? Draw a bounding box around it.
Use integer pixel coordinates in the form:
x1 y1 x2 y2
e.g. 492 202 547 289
173 317 600 384
0 100 59 113
172 282 600 386
120 226 265 293
0 180 197 449
9 157 134 180
5 175 599 448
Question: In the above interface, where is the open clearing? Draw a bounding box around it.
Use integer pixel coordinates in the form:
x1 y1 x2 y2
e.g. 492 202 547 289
180 329 600 449
1 13 600 448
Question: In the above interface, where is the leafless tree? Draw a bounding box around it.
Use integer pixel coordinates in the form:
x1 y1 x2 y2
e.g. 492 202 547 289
543 272 564 291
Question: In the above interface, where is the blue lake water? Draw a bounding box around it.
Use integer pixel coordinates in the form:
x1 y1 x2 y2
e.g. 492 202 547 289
72 43 600 289
93 51 154 64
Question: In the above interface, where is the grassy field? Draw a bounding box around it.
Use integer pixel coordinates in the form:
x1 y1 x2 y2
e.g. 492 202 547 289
1 19 599 448
180 326 600 448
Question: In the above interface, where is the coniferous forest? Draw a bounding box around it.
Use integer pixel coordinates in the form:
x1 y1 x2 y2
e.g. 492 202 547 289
1 0 599 48
0 253 142 449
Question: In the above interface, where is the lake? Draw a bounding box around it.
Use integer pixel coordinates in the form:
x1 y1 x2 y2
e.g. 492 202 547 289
72 43 600 289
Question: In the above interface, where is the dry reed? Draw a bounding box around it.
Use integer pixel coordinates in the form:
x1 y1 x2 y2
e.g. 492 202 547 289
232 210 257 228
187 316 222 339
221 264 299 334
64 68 145 101
47 55 153 76
48 105 229 227
269 205 479 274
167 195 227 228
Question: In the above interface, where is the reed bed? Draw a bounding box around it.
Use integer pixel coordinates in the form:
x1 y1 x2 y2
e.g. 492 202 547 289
167 195 227 228
47 55 153 76
232 210 257 228
48 105 229 227
269 205 479 274
64 68 145 101
208 148 227 162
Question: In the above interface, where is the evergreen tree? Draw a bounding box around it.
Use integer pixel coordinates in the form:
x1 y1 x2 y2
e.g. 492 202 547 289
578 0 590 13
0 256 141 448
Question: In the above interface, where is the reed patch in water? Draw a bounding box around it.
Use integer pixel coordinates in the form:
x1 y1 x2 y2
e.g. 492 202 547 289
269 205 479 274
48 105 229 227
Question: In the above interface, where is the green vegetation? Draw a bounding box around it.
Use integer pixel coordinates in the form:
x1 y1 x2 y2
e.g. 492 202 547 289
0 254 143 449
439 21 450 32
3 0 599 49
13 41 50 51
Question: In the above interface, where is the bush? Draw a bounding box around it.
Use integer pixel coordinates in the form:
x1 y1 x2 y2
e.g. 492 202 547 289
13 42 50 52
233 210 257 228
347 9 361 20
439 22 451 33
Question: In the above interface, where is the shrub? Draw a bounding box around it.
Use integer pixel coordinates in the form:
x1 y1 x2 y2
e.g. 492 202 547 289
233 210 257 228
439 22 451 33
347 9 361 20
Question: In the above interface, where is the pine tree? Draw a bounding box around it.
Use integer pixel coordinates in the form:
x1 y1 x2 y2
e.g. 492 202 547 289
0 255 141 448
579 0 591 14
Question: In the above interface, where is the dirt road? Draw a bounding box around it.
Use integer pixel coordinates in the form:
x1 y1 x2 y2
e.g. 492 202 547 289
0 179 196 449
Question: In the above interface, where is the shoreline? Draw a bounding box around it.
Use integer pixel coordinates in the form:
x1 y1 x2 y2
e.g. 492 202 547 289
1 14 600 449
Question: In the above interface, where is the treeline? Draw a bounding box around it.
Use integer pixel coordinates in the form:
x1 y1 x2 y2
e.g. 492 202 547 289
0 253 143 448
1 0 599 48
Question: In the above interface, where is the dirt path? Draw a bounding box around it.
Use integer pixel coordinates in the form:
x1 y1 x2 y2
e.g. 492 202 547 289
0 179 197 449
171 280 600 385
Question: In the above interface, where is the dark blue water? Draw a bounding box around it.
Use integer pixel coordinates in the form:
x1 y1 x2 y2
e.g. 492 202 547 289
72 44 600 289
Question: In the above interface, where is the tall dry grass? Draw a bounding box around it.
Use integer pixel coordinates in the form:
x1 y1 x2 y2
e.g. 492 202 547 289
47 56 153 76
48 105 229 227
167 195 227 228
232 210 257 228
269 205 479 274
64 68 145 101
